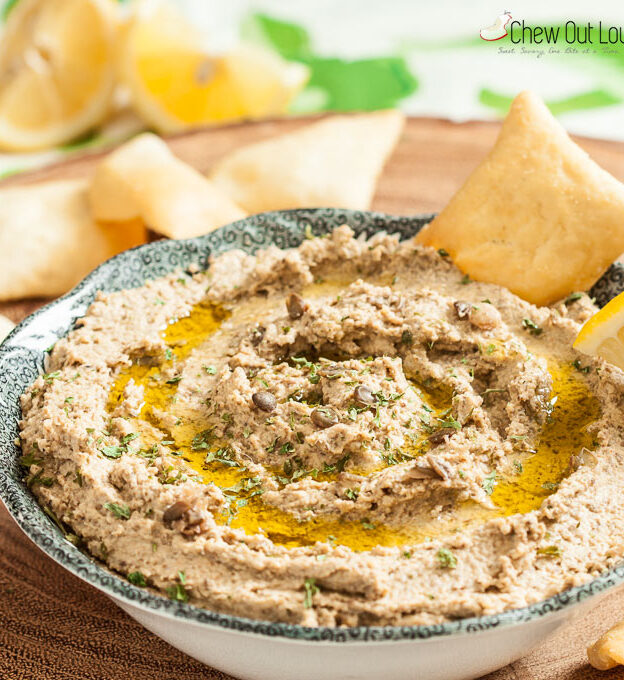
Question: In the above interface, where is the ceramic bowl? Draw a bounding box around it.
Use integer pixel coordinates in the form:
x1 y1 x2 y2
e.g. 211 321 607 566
1 209 624 680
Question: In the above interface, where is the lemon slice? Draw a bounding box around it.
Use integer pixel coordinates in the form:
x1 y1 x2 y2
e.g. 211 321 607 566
573 291 624 369
120 1 309 133
0 0 118 151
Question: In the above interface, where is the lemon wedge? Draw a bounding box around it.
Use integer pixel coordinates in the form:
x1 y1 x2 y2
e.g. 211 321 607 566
0 0 118 151
573 291 624 369
119 1 309 133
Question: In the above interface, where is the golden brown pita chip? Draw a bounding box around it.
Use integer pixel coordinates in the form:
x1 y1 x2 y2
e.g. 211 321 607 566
416 91 624 306
210 110 404 212
89 133 246 239
0 179 146 301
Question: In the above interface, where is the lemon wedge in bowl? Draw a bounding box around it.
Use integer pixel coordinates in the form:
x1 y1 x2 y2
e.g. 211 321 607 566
119 1 309 133
574 290 624 369
0 0 118 151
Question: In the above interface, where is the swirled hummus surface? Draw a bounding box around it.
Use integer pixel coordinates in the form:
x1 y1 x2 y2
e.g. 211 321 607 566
19 226 624 626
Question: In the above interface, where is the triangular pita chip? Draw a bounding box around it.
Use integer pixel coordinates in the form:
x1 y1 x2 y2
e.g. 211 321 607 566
210 110 405 212
89 133 246 239
0 179 145 301
416 91 624 306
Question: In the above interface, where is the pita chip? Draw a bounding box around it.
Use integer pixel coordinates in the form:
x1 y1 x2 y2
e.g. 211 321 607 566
89 133 246 239
0 179 145 301
416 91 624 306
210 110 405 212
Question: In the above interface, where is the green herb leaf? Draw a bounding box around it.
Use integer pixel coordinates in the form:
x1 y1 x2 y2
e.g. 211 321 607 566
345 488 359 501
482 470 497 495
19 452 42 467
166 571 189 602
537 545 561 558
99 432 139 459
104 502 131 520
436 547 457 569
565 292 583 304
303 577 319 608
100 445 122 459
522 318 543 336
127 571 147 587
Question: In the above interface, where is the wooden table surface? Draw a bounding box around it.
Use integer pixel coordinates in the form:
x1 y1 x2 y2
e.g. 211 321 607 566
2 115 624 680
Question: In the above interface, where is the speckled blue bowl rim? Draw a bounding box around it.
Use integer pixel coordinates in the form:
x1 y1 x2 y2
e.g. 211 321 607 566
1 208 624 644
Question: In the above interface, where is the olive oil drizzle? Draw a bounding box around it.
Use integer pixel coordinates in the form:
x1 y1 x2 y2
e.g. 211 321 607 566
491 361 600 514
106 299 601 551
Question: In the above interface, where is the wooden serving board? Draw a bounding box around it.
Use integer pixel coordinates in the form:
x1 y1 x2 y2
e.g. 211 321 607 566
2 116 624 680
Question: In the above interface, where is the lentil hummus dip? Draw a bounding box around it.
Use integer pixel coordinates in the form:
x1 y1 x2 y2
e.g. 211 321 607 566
19 226 624 626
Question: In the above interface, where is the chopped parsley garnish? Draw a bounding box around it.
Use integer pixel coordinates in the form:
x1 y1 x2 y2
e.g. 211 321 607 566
42 371 61 383
166 571 189 602
127 571 147 587
191 428 215 451
19 452 42 467
166 375 183 384
361 518 375 530
522 318 543 336
460 274 471 285
303 578 319 608
43 506 79 545
436 413 461 429
30 474 54 487
436 548 457 569
280 457 316 484
104 502 131 520
203 364 216 375
536 545 561 558
99 432 139 459
292 356 320 384
322 453 350 475
513 460 523 474
565 292 583 304
437 248 449 257
344 488 359 501
158 466 186 485
401 330 413 346
203 447 239 468
481 388 506 399
482 470 497 495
